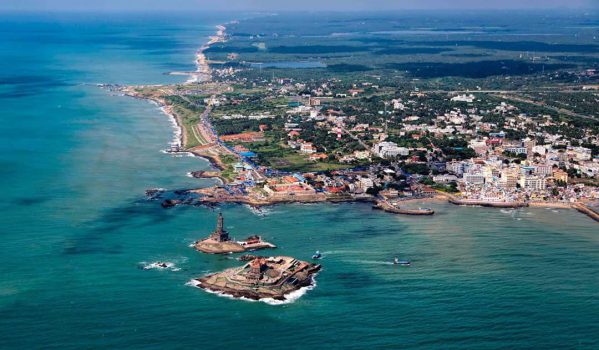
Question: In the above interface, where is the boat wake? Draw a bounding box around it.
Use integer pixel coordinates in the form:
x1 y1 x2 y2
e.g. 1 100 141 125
350 260 397 266
321 250 361 255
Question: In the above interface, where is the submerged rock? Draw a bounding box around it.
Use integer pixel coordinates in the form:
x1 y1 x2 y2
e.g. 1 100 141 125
161 199 182 208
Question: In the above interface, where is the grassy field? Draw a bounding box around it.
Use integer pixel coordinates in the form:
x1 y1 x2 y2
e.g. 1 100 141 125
249 142 353 172
172 104 205 149
220 154 238 181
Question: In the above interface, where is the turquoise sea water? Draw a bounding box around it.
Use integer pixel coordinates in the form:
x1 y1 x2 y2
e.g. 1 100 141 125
0 13 598 350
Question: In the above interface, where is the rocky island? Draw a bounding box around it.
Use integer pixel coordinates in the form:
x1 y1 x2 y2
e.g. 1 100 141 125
193 256 321 301
193 213 276 254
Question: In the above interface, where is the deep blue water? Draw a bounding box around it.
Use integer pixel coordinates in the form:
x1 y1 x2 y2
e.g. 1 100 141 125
0 12 598 350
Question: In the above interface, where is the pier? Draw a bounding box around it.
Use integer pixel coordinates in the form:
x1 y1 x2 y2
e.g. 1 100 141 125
374 198 435 215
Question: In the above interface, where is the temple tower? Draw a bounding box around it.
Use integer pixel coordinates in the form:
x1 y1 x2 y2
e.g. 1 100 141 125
247 258 265 281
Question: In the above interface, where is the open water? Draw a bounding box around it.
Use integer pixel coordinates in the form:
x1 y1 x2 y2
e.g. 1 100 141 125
0 12 598 350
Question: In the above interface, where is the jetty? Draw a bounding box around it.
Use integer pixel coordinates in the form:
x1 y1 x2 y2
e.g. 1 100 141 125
374 198 434 215
573 202 599 222
193 213 276 254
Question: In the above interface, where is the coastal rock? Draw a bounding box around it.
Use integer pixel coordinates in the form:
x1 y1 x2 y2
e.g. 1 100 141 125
238 254 260 261
145 188 165 200
190 170 222 179
193 213 276 254
161 199 182 208
190 171 206 178
193 256 320 301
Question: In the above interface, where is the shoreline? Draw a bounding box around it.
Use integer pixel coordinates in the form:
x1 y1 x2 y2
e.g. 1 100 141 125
188 24 226 83
119 23 229 171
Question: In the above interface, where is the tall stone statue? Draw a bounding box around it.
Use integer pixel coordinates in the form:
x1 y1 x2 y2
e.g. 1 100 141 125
210 212 229 242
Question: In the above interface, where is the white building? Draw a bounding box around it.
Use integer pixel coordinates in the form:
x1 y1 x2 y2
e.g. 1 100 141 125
464 172 485 185
300 142 317 154
433 174 459 183
531 145 547 156
534 164 553 176
359 177 374 191
500 169 519 189
451 94 475 103
504 146 528 155
568 147 592 161
447 160 465 175
519 175 546 191
372 142 409 159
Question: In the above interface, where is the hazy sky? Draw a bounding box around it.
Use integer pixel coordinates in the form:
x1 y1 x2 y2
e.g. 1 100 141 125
1 0 597 12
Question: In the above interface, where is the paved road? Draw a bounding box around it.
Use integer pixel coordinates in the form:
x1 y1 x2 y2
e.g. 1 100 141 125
492 93 597 121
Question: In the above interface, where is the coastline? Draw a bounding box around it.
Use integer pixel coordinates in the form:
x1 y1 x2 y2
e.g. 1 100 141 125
116 21 598 224
120 23 229 171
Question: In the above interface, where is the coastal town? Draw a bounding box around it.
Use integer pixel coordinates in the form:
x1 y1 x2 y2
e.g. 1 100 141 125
5 2 599 349
120 22 599 224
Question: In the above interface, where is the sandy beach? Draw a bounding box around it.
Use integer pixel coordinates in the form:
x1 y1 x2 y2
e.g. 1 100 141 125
187 24 226 83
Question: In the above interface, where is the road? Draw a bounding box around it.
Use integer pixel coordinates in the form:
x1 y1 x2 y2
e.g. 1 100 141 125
490 93 597 122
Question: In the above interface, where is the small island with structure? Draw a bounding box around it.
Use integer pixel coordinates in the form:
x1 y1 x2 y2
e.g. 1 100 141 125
193 256 321 301
193 213 276 254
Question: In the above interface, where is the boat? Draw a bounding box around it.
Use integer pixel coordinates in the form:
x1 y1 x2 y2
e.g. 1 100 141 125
393 257 411 266
312 251 322 259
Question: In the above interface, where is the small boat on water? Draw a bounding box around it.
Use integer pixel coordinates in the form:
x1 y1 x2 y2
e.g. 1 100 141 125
393 257 411 266
312 251 322 259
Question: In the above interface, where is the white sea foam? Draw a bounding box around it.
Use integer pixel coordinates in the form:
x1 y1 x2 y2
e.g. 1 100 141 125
261 281 316 305
159 106 182 149
141 261 179 271
185 279 201 287
244 205 273 217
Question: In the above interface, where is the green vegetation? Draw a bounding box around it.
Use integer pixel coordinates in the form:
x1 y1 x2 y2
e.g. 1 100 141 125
247 141 353 172
433 181 460 193
170 103 206 149
220 154 237 181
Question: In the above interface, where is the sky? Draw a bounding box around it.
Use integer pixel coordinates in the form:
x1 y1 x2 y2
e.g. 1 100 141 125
0 0 597 12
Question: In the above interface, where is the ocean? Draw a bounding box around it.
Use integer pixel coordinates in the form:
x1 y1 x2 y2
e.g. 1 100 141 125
0 12 598 350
